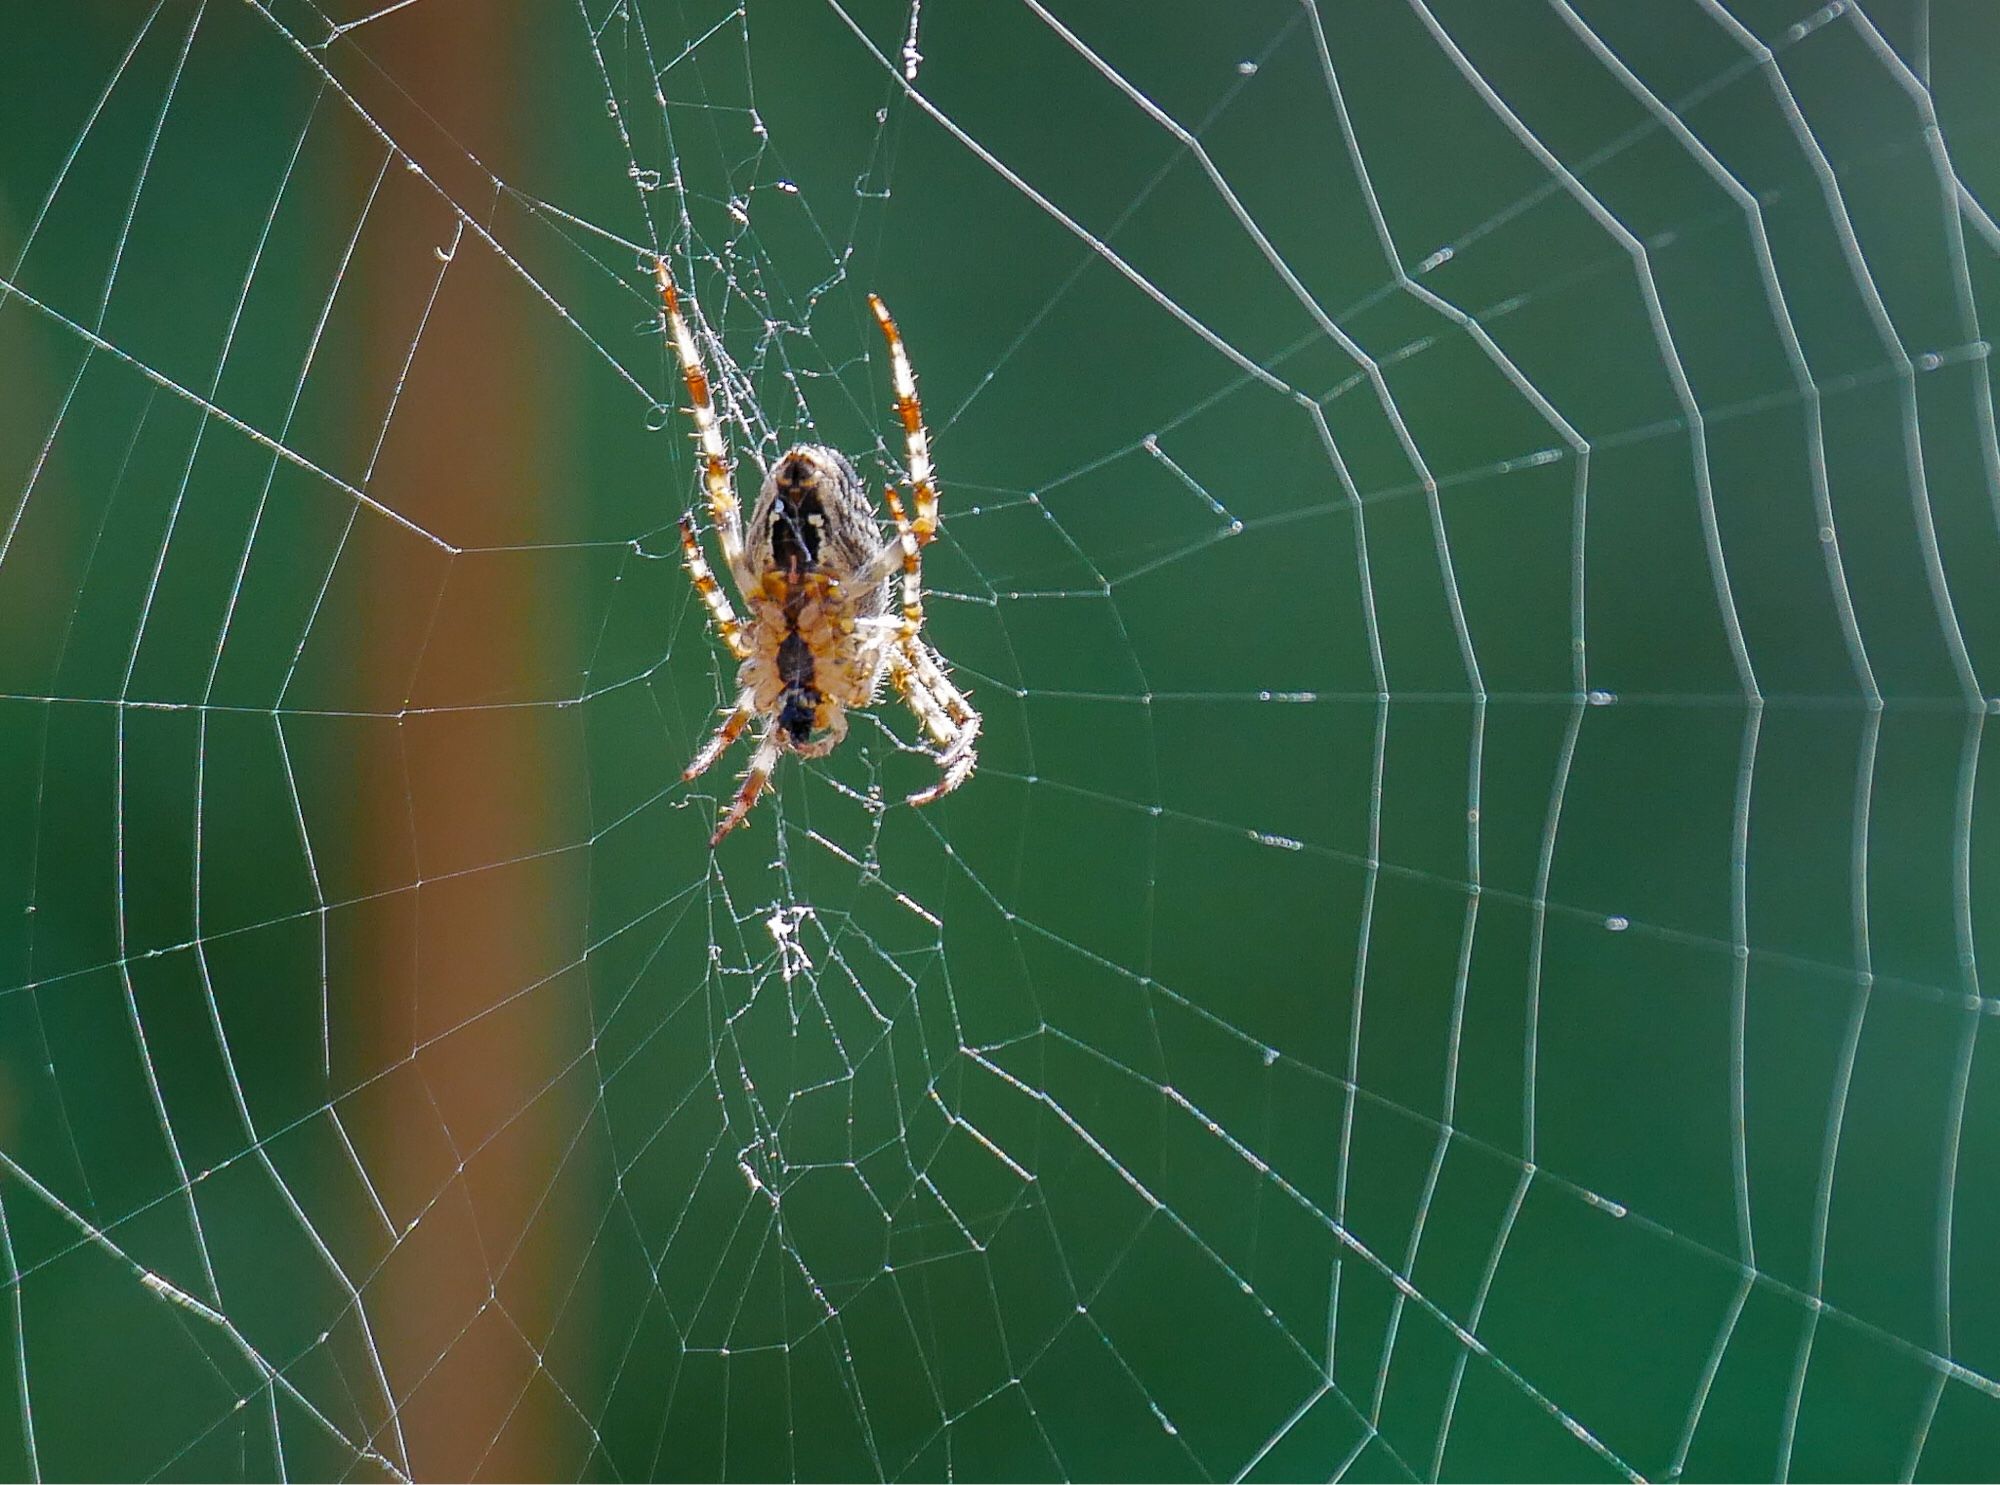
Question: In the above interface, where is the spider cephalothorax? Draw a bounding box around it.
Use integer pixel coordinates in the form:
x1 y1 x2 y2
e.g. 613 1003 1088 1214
657 259 979 845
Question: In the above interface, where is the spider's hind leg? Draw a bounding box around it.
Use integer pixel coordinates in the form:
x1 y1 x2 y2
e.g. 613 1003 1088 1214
684 686 754 782
710 724 782 846
680 516 751 661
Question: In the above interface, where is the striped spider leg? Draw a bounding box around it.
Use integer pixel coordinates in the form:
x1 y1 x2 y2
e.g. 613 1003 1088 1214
853 294 979 805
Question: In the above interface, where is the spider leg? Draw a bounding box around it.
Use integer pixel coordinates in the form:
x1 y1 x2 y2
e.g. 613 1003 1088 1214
863 299 942 659
679 516 751 661
909 642 979 769
656 256 747 588
868 295 937 547
894 642 979 807
683 685 755 782
710 723 782 847
854 484 925 645
862 483 921 598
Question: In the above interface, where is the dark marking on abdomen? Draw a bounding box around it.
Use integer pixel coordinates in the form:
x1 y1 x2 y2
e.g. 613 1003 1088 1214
772 457 825 571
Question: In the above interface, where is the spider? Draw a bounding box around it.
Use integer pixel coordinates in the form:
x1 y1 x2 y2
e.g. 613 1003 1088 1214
655 257 979 847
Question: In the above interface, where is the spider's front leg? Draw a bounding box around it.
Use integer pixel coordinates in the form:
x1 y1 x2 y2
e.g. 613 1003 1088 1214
678 515 751 661
869 294 937 542
860 296 940 647
656 256 749 591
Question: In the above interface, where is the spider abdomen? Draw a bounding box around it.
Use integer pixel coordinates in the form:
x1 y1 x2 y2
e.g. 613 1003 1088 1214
750 446 884 579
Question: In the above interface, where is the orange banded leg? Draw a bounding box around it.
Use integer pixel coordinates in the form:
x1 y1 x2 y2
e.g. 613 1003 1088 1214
858 485 924 639
710 724 781 846
908 641 978 769
684 686 755 782
868 294 938 545
679 515 750 660
894 644 978 807
656 257 745 582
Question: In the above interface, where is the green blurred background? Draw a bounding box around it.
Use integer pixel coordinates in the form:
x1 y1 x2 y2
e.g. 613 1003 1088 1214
2 0 1998 1479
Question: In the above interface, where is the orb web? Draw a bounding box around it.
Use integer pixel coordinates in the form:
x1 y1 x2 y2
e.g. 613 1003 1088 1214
0 0 1997 1479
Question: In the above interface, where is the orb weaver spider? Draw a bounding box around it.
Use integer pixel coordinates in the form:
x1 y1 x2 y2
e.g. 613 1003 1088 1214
655 258 979 846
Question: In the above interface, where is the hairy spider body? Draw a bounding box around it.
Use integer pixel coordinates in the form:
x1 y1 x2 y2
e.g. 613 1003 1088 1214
739 447 890 748
656 260 979 845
